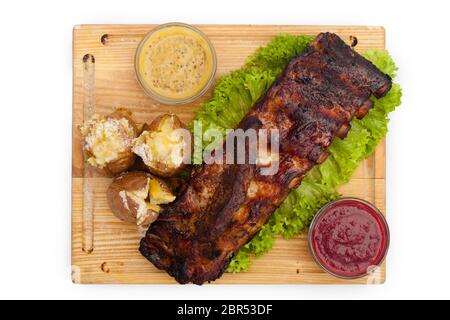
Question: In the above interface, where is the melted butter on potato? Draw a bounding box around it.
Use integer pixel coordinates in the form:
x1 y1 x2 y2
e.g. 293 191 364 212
149 178 176 204
132 114 190 177
82 116 134 167
80 109 139 174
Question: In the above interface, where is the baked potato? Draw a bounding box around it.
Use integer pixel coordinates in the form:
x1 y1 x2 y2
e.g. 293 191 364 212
106 171 176 226
132 114 191 177
80 108 140 175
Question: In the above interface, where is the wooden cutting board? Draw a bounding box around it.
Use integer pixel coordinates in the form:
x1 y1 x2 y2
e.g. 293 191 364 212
72 25 387 284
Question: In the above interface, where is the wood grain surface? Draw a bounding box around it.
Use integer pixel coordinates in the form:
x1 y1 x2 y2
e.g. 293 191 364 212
72 24 387 284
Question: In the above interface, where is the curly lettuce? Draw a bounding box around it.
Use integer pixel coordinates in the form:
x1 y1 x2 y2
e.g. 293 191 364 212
190 34 402 272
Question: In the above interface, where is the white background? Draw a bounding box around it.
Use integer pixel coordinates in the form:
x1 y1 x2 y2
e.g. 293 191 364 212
0 0 448 300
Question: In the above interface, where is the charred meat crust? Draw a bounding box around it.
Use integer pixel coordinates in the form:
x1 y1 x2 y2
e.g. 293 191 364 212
139 33 392 285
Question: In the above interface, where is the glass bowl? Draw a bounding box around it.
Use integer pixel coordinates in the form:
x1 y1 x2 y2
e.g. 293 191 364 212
135 22 217 105
308 197 390 280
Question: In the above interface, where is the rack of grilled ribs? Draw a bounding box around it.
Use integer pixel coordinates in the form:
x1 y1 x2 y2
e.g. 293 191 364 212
140 32 392 284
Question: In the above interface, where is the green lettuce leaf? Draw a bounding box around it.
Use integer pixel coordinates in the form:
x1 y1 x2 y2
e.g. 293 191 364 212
189 34 402 272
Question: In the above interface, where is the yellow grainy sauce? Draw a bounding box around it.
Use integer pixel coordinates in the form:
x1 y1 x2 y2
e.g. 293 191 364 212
138 26 214 100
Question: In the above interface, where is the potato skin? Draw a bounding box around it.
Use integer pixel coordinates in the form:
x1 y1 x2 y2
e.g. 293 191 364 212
106 171 175 226
148 161 181 178
135 114 191 178
146 113 185 132
106 171 150 224
104 152 136 175
82 108 140 176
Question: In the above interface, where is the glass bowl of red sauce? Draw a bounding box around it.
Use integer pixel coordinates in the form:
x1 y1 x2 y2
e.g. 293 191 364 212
308 198 390 279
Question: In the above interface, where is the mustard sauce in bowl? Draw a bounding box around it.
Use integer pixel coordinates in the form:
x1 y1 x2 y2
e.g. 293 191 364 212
135 23 217 104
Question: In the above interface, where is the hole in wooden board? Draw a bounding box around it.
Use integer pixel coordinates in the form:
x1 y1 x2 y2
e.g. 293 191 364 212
101 34 109 45
82 53 95 63
101 262 110 273
82 247 94 254
349 35 358 48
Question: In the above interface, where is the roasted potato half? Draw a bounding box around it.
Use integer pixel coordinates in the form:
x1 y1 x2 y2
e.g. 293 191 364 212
132 114 191 177
80 108 140 175
106 171 176 226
